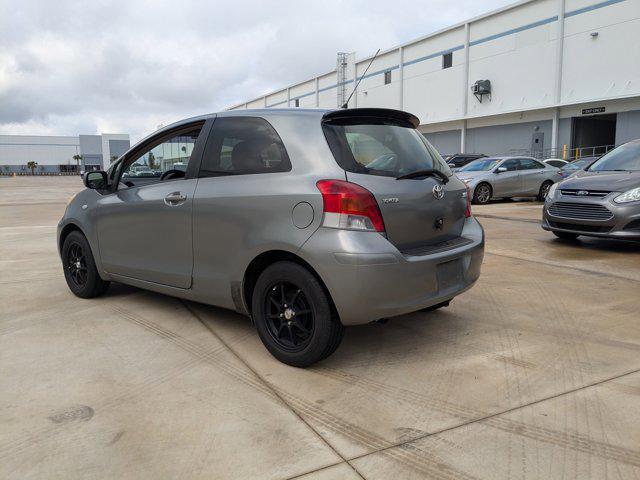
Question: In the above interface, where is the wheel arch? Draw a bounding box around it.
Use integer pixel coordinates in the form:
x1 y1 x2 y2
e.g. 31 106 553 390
58 222 86 255
473 181 493 202
242 250 338 321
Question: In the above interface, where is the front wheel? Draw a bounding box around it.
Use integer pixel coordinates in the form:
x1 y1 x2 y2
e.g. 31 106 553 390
62 231 110 298
473 183 492 205
538 181 554 201
252 262 344 367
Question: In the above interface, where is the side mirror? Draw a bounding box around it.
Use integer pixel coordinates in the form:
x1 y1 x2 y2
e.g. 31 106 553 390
496 166 508 173
83 170 108 190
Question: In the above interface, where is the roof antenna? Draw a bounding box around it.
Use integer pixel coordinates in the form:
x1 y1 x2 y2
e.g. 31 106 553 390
342 48 380 109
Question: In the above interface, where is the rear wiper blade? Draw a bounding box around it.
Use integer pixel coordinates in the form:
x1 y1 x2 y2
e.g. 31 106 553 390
396 169 449 183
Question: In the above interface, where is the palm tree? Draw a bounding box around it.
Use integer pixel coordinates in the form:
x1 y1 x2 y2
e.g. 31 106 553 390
72 154 83 174
27 161 38 175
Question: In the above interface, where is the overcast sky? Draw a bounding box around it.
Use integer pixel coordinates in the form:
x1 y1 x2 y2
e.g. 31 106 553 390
0 0 513 142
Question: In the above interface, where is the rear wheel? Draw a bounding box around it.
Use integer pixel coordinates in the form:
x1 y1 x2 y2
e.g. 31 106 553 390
553 231 579 241
62 231 110 298
473 183 492 205
538 181 554 201
252 261 344 367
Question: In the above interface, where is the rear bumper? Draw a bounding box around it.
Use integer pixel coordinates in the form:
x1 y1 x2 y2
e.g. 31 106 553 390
542 197 640 240
299 217 484 325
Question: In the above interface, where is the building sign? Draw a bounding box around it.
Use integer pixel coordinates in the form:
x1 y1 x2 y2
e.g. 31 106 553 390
582 107 606 115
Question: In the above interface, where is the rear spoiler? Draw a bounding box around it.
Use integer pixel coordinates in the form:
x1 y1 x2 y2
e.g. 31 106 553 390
322 108 420 129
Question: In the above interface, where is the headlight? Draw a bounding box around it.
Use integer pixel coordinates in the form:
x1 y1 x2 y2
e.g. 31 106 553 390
459 178 471 183
614 186 640 204
546 183 558 200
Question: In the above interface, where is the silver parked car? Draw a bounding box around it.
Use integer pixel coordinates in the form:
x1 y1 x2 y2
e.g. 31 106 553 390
542 139 640 241
58 108 485 367
456 156 561 204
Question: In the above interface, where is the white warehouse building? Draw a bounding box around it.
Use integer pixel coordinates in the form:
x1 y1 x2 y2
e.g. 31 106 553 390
230 0 640 159
0 133 130 174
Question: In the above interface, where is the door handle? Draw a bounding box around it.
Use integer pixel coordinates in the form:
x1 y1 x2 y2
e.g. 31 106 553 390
164 192 187 206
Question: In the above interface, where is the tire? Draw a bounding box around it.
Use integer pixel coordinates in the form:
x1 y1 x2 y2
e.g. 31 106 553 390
252 261 344 367
537 181 554 201
553 231 580 241
473 183 492 205
62 230 110 298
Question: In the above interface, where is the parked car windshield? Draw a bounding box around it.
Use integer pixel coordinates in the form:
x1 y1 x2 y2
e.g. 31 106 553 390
561 158 591 172
588 141 640 172
459 158 500 172
323 121 451 178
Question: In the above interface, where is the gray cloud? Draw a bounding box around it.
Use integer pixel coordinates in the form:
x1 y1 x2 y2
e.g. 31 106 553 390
0 0 513 141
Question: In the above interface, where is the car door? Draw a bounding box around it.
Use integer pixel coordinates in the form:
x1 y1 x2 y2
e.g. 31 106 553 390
96 120 212 288
191 116 306 309
492 158 521 197
518 158 547 195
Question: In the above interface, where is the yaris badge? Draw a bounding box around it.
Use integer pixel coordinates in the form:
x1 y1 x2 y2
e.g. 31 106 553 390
432 184 444 200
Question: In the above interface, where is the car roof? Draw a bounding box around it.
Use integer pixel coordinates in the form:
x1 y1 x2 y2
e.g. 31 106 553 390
130 108 420 157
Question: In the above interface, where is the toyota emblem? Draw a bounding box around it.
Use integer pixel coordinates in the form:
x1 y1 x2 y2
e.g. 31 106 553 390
432 184 444 200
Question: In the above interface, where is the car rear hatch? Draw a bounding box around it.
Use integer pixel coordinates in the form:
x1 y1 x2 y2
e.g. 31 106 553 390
322 108 467 253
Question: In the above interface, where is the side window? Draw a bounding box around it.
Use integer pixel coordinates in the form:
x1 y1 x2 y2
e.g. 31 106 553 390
200 117 291 177
519 158 544 170
121 126 202 187
547 160 564 168
502 159 519 171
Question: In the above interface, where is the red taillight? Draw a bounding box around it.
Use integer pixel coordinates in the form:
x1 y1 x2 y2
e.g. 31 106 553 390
465 184 472 218
316 179 385 232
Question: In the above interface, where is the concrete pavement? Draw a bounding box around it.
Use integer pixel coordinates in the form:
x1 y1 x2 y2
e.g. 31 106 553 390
1 177 639 479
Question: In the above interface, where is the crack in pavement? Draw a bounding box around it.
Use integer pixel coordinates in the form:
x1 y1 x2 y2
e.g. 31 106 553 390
182 301 368 480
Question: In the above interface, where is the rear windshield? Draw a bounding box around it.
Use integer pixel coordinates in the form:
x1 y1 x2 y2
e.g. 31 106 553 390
459 158 500 172
323 119 451 178
588 141 640 172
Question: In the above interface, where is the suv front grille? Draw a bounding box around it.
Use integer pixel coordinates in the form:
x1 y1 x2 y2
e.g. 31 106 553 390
560 189 610 198
548 202 613 221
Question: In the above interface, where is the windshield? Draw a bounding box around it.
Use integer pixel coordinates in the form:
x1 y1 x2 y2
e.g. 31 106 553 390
459 158 500 172
588 141 640 172
562 159 589 171
323 121 451 178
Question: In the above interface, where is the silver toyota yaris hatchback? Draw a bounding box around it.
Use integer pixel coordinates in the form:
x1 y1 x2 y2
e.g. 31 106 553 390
58 108 485 367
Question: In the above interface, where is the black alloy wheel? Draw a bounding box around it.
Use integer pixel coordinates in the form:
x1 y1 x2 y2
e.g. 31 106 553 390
252 261 344 367
67 242 88 287
61 230 110 298
264 281 314 351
